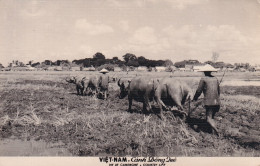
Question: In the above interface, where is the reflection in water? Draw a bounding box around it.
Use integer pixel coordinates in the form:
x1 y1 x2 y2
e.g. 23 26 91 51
0 139 72 156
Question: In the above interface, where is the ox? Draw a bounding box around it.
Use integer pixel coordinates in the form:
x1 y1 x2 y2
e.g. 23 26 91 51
117 77 158 113
65 76 85 95
154 77 193 118
84 75 100 98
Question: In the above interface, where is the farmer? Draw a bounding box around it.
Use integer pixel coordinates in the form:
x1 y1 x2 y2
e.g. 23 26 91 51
192 64 220 135
98 68 110 100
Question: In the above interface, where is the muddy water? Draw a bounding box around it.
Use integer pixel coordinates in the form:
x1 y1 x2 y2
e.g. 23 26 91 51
0 138 72 156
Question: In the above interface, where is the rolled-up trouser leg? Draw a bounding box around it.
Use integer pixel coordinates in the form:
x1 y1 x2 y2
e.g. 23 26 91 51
205 105 219 135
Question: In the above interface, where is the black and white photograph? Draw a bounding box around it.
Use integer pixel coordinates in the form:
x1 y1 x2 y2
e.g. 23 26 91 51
0 0 260 165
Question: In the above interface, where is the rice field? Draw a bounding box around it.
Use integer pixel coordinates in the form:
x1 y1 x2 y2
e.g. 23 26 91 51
0 71 259 156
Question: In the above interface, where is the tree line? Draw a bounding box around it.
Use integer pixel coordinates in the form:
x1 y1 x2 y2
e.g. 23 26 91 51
22 52 173 68
72 52 173 68
1 52 254 70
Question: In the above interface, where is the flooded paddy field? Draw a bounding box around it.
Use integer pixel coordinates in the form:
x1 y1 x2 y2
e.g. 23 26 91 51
0 71 259 156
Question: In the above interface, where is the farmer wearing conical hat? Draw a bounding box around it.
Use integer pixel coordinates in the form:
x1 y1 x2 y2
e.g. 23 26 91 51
98 68 110 99
192 64 220 135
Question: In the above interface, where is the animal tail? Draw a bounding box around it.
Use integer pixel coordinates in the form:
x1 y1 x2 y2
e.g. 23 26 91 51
186 91 192 100
185 89 193 117
180 83 184 98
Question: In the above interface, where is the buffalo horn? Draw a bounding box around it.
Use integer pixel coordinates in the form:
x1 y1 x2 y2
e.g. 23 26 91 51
117 78 121 86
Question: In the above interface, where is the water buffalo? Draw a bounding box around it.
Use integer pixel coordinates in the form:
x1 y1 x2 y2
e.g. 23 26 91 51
84 75 99 97
65 76 85 95
117 77 158 113
154 77 193 117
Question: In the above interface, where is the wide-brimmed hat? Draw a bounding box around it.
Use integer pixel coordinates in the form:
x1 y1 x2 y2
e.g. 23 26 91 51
198 64 217 72
99 68 109 73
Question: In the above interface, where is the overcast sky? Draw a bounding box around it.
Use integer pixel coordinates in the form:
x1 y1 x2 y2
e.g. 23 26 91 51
1 0 260 66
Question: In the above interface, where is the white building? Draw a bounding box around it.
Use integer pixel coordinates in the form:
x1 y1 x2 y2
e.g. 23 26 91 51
155 66 166 72
193 66 204 72
71 67 81 71
136 66 147 72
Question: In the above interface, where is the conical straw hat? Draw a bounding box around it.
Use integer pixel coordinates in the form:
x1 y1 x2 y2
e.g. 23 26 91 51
198 64 217 72
99 68 109 73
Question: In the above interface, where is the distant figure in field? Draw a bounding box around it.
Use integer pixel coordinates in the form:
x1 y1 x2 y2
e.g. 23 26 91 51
192 64 220 136
98 68 110 100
